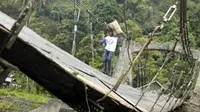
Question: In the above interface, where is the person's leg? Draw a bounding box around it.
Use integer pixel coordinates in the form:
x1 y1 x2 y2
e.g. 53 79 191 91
107 51 114 76
103 50 108 73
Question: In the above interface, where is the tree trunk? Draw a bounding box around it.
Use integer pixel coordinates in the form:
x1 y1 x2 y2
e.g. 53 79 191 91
113 39 133 85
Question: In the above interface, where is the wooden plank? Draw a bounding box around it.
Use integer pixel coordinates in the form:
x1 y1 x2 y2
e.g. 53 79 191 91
0 57 18 71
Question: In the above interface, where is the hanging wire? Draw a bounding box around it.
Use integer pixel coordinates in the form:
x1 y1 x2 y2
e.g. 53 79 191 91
169 70 190 110
150 53 181 111
149 63 178 112
69 0 105 26
178 72 195 104
84 84 91 112
160 70 183 112
181 63 200 104
135 51 174 106
165 61 190 111
123 0 133 64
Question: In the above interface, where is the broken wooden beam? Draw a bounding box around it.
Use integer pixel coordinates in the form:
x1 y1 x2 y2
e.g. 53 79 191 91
0 57 18 71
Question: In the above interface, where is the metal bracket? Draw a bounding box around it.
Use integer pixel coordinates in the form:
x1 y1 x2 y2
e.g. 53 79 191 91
163 4 177 22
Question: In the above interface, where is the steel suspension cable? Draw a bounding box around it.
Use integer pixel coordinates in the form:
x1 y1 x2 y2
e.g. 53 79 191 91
149 56 181 112
135 41 177 106
160 70 183 112
170 70 191 110
180 0 194 66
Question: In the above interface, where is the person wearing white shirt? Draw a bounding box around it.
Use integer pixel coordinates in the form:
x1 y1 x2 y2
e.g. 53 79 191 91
101 29 121 76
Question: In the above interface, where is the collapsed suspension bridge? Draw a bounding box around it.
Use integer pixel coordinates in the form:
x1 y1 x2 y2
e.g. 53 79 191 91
0 0 199 112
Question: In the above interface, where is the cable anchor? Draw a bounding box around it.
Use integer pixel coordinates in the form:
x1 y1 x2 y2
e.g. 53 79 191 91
163 4 177 22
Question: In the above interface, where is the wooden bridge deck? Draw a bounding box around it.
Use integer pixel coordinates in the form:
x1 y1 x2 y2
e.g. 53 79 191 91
0 11 182 112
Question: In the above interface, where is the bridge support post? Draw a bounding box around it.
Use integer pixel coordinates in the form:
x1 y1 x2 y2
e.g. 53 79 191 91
113 39 133 85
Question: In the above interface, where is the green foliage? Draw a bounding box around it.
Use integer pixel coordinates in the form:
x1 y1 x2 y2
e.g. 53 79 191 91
132 49 192 88
0 89 49 103
10 71 50 95
94 2 123 23
0 88 48 111
121 20 143 38
0 101 14 112
135 36 147 43
0 0 21 18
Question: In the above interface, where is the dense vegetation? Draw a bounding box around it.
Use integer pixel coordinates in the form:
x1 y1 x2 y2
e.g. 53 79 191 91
0 0 199 100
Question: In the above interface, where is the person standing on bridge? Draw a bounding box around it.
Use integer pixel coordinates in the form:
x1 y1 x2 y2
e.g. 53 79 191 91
101 28 121 76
